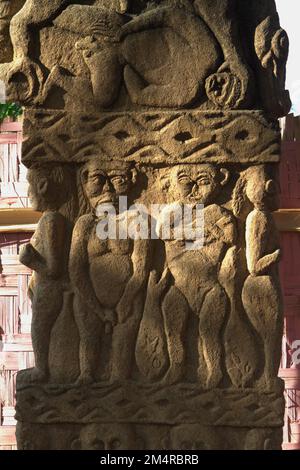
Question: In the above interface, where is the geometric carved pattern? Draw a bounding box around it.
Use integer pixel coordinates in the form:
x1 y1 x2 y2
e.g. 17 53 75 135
15 383 285 428
23 110 280 165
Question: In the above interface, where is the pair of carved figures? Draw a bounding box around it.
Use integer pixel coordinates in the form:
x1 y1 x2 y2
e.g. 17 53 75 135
0 0 291 117
19 160 282 391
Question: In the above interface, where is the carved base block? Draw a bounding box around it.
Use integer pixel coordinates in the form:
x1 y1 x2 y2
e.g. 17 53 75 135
15 382 284 450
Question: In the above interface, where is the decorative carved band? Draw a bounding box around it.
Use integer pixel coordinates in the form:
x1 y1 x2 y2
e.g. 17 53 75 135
16 383 284 427
22 110 280 166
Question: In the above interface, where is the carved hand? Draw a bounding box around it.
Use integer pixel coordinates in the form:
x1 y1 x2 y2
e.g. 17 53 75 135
19 243 36 267
116 295 132 324
147 269 172 301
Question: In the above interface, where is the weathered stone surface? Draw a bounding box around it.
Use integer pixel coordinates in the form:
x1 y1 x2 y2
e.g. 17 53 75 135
15 382 284 427
6 0 289 450
22 110 280 165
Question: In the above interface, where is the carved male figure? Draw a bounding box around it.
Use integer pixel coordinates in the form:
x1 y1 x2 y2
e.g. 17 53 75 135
19 165 72 382
69 158 151 383
73 423 142 450
160 164 236 388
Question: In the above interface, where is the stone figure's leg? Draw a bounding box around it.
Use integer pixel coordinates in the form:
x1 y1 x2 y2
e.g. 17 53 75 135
73 295 103 384
110 295 143 381
198 285 228 389
161 286 189 384
30 286 64 381
242 275 283 387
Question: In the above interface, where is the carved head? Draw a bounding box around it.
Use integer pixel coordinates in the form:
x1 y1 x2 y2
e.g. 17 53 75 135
162 164 229 206
232 165 279 216
77 423 141 450
170 424 223 450
27 164 71 212
244 429 282 450
81 159 137 210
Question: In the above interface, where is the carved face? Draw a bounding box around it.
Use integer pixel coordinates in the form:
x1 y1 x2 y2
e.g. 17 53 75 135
170 424 223 450
244 166 279 211
169 164 228 206
81 160 134 209
79 423 138 450
27 166 66 212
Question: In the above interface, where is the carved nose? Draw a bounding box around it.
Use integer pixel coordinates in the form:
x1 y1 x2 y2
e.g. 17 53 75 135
191 183 198 195
103 179 112 192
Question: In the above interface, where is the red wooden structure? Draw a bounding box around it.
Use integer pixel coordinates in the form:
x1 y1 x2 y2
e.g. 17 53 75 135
0 120 34 450
279 114 300 450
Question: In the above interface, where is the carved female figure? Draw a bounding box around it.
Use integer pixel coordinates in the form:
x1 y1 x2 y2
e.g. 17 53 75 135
19 164 73 382
233 165 283 388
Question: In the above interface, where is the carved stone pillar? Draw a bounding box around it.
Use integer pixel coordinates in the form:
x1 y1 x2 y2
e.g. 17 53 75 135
0 0 290 450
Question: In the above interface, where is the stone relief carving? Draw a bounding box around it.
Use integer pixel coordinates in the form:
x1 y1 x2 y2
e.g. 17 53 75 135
22 110 280 166
156 164 236 388
70 159 151 383
0 0 25 63
12 0 288 451
0 0 290 116
73 423 143 451
233 165 283 390
18 164 75 383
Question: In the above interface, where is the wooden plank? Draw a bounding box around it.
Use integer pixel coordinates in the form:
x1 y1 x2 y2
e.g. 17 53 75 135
3 343 33 352
274 210 300 232
0 122 23 132
0 427 17 446
2 334 32 345
0 288 18 296
0 352 19 370
0 134 20 144
0 224 37 233
0 208 41 226
2 407 17 426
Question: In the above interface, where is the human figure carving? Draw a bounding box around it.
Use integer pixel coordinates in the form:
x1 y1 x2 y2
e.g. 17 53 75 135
69 159 151 384
233 165 283 388
159 164 236 388
18 165 72 382
170 424 223 450
72 423 143 450
1 1 129 103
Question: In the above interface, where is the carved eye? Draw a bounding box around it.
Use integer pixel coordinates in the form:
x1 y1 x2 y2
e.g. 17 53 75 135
111 439 121 449
197 177 211 185
91 439 105 450
90 173 105 184
180 441 192 450
111 176 126 186
178 176 191 185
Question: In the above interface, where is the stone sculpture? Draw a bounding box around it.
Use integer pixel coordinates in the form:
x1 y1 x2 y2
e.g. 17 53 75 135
9 0 289 450
70 159 151 383
18 165 74 383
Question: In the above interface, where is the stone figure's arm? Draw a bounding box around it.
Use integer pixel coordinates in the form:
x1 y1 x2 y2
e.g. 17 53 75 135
116 239 152 323
69 215 106 321
245 210 280 276
120 6 169 37
10 0 70 60
205 213 236 246
251 250 280 276
124 238 151 301
19 212 65 279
